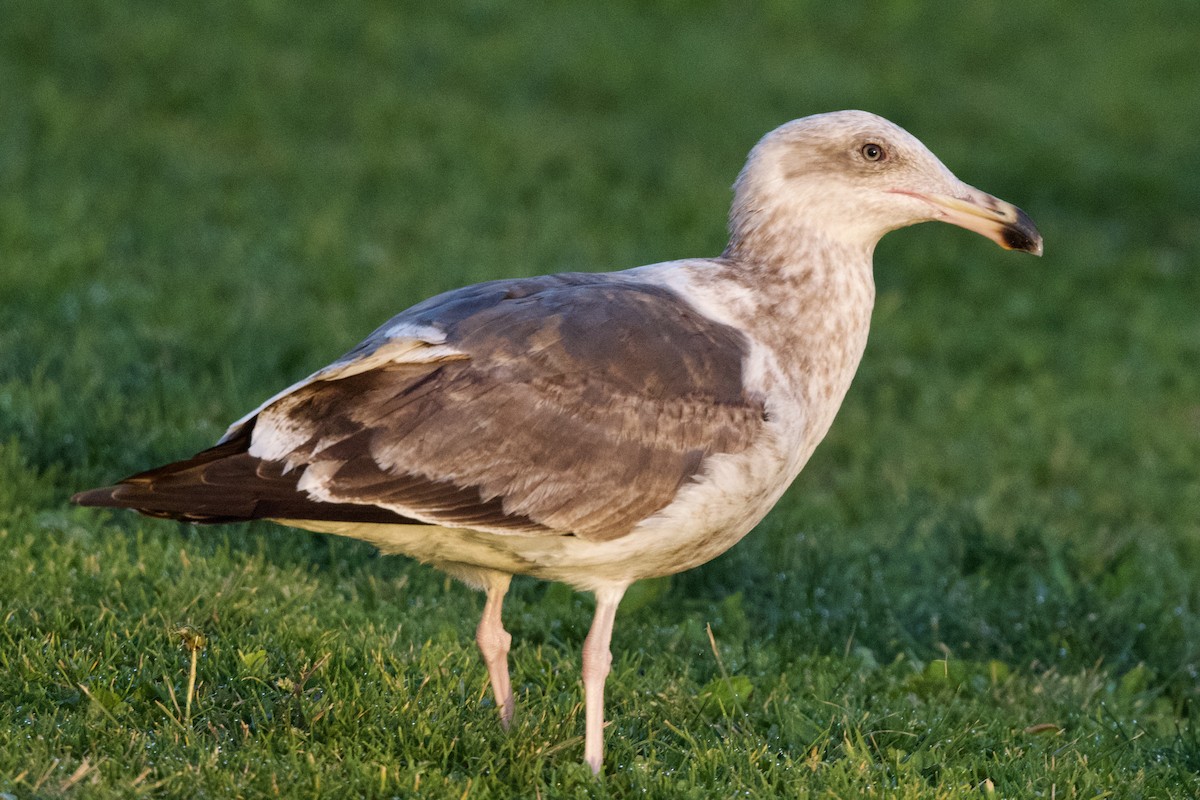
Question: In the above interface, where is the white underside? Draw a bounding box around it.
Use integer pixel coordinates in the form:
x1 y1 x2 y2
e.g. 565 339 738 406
274 409 804 593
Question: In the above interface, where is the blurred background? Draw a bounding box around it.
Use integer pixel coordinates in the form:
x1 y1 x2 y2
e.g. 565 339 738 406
1 0 1198 795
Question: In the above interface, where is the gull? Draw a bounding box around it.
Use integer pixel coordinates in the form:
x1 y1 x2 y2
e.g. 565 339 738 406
73 110 1042 774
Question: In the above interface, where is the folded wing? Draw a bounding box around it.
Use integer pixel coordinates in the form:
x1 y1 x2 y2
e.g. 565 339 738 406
74 273 767 542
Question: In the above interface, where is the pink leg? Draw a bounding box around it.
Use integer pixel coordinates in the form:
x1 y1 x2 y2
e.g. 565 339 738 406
582 585 626 775
475 573 515 729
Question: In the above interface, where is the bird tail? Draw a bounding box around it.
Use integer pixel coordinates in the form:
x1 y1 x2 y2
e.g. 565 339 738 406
71 427 267 523
71 421 417 526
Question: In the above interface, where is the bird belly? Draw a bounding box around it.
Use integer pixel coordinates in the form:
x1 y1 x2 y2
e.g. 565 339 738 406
273 404 815 593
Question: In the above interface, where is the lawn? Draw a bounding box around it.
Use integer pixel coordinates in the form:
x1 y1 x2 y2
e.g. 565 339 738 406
2 0 1199 796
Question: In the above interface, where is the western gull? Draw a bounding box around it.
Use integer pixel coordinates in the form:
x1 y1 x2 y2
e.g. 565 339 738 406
73 110 1042 774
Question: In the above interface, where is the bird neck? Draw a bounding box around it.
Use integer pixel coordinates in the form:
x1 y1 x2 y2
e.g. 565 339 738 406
723 228 871 272
714 233 876 425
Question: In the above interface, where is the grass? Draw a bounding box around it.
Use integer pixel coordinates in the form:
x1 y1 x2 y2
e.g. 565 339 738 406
2 0 1200 796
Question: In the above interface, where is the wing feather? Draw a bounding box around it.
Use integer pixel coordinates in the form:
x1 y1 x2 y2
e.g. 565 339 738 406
76 274 767 542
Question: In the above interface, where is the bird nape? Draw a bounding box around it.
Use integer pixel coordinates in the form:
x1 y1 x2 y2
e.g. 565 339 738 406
73 110 1043 775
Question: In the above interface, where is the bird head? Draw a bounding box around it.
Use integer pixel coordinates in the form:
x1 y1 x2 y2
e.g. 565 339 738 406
728 110 1043 258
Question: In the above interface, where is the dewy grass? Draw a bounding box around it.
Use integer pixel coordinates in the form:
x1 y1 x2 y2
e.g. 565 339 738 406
3 0 1200 797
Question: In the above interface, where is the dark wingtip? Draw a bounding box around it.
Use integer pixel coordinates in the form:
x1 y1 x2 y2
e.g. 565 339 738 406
1002 206 1044 256
72 486 122 507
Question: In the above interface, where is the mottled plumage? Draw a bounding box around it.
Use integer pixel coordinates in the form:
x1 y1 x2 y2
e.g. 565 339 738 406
74 111 1043 774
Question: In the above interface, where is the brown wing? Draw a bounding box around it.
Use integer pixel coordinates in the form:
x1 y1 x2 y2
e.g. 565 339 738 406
75 274 767 541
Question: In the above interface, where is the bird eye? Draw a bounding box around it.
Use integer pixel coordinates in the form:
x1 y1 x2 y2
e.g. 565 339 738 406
860 142 885 162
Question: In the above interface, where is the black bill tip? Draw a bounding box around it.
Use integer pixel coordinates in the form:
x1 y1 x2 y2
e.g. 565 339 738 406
1001 206 1043 256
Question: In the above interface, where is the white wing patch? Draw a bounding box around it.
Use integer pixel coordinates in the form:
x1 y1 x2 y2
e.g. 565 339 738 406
379 320 449 344
225 335 466 457
323 338 466 378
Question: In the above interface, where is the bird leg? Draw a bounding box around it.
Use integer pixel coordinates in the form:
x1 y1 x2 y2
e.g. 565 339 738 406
582 585 626 775
475 572 515 729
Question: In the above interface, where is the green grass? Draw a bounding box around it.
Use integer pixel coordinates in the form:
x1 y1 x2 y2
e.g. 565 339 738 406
3 0 1200 796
